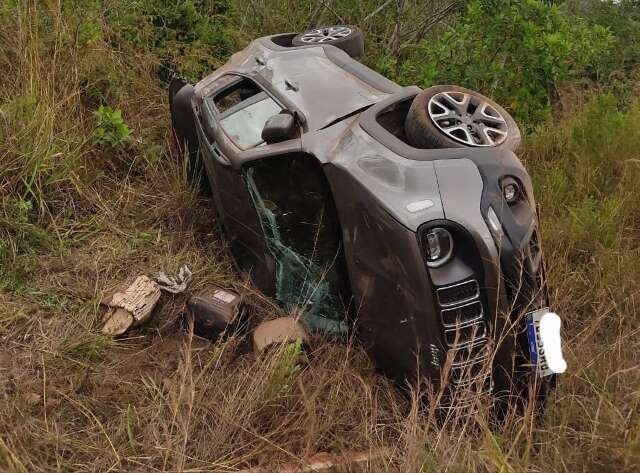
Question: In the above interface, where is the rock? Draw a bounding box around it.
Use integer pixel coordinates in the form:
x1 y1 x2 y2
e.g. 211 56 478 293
102 308 134 336
185 285 247 340
252 317 309 353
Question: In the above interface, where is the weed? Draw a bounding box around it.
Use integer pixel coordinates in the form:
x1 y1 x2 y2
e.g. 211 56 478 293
262 339 305 402
63 334 112 361
94 105 132 149
38 293 72 312
0 0 638 471
77 19 103 47
80 62 125 107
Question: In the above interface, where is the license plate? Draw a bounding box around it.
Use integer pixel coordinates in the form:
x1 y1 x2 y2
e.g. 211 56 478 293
526 308 567 377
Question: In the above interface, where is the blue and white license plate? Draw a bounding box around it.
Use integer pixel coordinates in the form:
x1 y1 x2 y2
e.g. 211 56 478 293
526 308 567 377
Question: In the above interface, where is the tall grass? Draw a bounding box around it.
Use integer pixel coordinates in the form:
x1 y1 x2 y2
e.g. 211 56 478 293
0 1 638 472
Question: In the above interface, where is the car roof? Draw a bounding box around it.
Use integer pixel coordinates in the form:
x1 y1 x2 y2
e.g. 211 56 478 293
195 36 402 132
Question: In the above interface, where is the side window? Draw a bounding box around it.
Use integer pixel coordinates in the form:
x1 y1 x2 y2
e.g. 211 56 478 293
210 77 282 150
214 78 261 113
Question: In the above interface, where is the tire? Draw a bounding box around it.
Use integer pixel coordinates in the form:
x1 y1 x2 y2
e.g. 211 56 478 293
292 25 364 58
404 85 521 151
169 77 210 194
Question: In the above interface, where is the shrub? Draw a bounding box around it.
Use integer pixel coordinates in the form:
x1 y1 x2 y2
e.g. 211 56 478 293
406 0 612 124
94 105 132 149
77 19 103 47
103 0 235 81
262 340 305 402
79 61 126 108
566 0 640 86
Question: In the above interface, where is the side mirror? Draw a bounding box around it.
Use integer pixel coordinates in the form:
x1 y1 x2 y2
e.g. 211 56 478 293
261 112 296 144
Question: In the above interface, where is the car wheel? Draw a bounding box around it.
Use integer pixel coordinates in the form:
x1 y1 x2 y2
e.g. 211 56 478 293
292 25 364 58
404 85 521 151
169 77 210 194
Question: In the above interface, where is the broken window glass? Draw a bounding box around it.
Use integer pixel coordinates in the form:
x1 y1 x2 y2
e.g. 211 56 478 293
245 154 349 334
209 76 282 150
213 77 262 113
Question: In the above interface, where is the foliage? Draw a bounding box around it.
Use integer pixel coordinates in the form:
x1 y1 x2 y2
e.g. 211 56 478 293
525 93 640 259
102 0 235 81
80 61 126 107
566 0 640 68
94 105 132 149
0 198 48 253
262 340 305 402
0 0 639 471
228 0 463 66
63 334 112 361
397 0 613 124
77 19 103 47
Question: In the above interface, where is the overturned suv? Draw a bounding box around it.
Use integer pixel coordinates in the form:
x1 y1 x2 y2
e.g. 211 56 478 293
170 26 566 411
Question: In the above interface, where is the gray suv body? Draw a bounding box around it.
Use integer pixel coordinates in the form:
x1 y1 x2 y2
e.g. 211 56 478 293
170 32 560 409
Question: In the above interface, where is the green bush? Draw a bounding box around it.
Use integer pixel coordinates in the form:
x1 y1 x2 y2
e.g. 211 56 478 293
400 0 612 124
77 18 103 47
566 0 640 85
103 0 235 81
94 105 132 149
80 61 126 107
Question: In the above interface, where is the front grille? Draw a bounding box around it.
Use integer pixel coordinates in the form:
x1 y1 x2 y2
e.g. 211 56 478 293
436 278 491 394
437 279 486 348
451 341 490 365
437 280 479 306
444 320 487 347
441 300 483 327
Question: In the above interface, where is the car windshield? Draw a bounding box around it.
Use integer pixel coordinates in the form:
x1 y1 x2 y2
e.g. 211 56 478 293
218 92 281 150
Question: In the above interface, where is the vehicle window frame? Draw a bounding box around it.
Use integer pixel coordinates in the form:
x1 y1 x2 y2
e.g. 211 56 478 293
203 74 286 150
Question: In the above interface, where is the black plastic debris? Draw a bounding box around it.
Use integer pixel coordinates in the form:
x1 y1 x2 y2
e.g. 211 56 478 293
185 285 248 340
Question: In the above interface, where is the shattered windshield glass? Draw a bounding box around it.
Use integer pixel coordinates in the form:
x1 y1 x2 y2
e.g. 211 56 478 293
245 154 349 334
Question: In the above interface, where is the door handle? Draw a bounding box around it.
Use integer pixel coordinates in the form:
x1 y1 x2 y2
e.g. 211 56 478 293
195 121 231 167
210 144 231 167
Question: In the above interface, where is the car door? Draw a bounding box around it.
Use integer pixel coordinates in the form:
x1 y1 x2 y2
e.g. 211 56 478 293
194 74 292 296
245 153 351 333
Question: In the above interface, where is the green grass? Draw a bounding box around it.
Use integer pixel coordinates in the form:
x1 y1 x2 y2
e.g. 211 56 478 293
0 1 638 472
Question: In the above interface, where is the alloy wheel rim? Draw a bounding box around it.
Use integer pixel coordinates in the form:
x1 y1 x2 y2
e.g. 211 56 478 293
427 91 508 147
299 26 353 44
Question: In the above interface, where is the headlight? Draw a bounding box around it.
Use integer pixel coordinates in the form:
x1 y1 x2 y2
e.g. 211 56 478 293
501 177 521 204
503 183 518 202
424 227 453 267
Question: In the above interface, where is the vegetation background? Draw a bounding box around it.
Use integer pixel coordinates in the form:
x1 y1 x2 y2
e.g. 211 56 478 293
1 0 639 471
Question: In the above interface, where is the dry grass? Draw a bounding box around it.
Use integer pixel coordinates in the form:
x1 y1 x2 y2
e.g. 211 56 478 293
1 2 639 472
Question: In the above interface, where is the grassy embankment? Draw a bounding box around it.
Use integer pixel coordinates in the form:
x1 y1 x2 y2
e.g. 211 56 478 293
0 2 638 472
